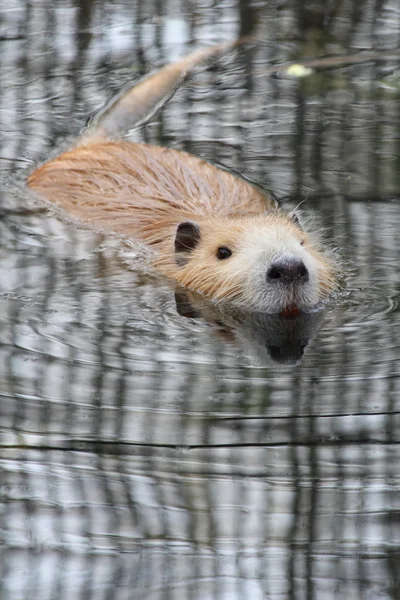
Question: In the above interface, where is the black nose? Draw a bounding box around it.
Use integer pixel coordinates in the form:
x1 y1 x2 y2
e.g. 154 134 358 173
267 256 309 283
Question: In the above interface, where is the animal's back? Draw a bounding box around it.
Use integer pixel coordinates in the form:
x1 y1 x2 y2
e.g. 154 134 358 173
28 141 270 246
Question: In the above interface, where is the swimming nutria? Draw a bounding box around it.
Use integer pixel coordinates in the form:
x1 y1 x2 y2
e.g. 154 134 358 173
27 41 339 314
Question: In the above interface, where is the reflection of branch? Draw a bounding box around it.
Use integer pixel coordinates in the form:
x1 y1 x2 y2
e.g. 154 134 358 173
252 51 400 77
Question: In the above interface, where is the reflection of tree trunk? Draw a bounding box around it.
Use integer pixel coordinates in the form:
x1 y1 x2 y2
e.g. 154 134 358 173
297 0 369 54
388 549 400 600
238 0 257 39
297 2 325 32
238 0 258 92
75 0 95 58
297 0 366 31
72 0 96 119
296 2 328 59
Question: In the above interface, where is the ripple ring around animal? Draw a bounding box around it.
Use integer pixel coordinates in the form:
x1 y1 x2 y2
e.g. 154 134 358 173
27 39 340 315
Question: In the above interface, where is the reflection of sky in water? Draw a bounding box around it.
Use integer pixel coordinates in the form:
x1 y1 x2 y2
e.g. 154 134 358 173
1 1 400 598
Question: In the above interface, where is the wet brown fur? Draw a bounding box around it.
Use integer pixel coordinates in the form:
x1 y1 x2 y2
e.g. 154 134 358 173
28 141 270 245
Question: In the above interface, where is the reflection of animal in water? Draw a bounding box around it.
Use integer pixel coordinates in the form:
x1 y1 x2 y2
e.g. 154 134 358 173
175 289 324 365
27 40 340 314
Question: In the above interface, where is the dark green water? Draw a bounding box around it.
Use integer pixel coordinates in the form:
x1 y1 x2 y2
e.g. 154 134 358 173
1 1 400 598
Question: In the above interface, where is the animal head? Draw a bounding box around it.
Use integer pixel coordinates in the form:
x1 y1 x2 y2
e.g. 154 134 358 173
158 211 338 314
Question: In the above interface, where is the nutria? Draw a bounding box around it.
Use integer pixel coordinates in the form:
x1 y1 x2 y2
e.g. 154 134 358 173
27 41 339 314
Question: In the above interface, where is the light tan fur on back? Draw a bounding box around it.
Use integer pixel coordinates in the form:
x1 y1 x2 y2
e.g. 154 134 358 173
28 141 270 246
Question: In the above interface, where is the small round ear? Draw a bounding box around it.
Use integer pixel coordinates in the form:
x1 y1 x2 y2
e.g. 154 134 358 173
290 212 303 230
175 221 201 253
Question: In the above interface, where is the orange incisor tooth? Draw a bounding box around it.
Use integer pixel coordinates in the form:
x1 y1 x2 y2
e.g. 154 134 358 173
280 305 301 317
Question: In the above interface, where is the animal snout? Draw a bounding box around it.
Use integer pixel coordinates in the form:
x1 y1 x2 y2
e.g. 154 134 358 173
267 256 309 284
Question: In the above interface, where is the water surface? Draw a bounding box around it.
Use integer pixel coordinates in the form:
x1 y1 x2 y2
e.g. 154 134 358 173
1 1 400 598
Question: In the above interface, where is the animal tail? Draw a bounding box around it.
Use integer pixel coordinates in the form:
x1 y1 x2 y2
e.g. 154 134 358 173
77 38 245 147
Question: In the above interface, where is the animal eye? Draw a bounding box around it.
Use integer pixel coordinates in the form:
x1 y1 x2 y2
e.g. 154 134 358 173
291 213 303 230
217 246 232 260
